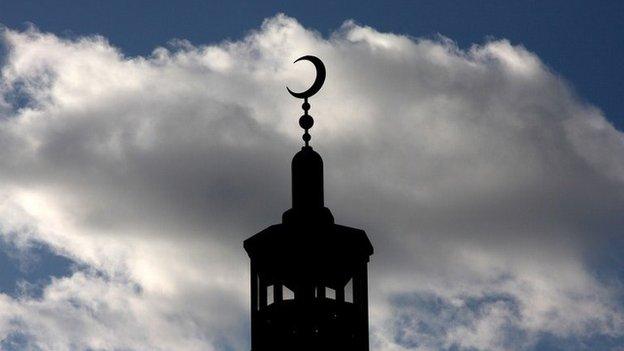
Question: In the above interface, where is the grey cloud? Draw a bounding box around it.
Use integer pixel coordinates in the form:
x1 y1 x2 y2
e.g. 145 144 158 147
0 14 622 351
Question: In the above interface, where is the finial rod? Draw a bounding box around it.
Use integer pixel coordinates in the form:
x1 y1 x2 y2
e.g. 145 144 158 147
300 98 313 146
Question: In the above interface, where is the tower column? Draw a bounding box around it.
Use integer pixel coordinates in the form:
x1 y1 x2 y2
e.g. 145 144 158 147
250 263 258 349
354 262 370 351
274 283 283 303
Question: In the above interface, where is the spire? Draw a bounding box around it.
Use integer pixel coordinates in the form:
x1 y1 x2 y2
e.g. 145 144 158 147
283 55 333 224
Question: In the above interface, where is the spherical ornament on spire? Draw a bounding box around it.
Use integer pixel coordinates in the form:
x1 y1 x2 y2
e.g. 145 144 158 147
302 132 311 143
299 114 314 129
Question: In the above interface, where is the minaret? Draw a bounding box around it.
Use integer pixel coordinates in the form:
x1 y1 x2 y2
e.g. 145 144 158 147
244 55 374 351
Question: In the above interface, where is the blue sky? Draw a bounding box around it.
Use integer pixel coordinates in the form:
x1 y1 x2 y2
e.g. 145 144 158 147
2 0 623 130
1 2 623 351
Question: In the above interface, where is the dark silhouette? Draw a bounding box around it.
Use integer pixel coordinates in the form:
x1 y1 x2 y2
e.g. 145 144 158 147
244 56 374 351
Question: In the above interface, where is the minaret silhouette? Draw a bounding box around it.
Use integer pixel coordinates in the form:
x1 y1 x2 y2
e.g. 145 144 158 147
244 56 374 351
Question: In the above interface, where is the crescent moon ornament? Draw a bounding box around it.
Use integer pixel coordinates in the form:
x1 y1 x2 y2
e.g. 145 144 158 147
287 55 326 99
287 55 326 147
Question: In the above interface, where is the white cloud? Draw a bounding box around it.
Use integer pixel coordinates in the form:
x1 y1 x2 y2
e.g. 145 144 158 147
0 14 623 350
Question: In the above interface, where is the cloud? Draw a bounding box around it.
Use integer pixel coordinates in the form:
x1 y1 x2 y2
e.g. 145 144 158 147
0 14 623 350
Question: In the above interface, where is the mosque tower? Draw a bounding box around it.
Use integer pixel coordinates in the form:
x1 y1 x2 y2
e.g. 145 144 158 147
244 55 374 351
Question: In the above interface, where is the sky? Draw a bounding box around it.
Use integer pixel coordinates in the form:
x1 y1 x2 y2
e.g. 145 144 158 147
0 1 623 350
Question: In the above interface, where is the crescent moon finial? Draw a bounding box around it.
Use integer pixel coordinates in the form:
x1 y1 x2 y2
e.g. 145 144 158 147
286 55 326 100
286 55 326 147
